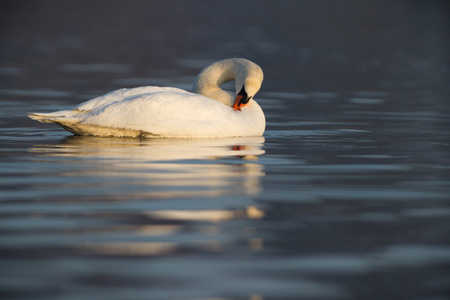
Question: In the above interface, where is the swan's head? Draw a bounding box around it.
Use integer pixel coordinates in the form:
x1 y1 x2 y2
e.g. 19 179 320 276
232 62 264 111
232 84 254 111
192 58 263 109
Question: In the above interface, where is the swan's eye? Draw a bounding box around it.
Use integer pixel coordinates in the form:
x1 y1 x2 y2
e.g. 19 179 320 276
238 85 247 98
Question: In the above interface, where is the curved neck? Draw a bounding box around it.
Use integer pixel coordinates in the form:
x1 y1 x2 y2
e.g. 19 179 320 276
192 60 244 107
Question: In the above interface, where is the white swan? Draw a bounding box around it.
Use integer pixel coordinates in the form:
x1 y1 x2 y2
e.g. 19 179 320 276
28 58 265 138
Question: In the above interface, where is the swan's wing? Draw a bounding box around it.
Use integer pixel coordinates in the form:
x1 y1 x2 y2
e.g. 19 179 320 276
75 86 186 112
28 86 188 124
80 91 237 136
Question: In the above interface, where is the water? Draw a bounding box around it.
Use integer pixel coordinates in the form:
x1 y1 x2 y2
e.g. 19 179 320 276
1 1 450 299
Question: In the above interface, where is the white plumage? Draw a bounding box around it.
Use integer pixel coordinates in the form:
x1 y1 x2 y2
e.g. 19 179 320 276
28 58 265 138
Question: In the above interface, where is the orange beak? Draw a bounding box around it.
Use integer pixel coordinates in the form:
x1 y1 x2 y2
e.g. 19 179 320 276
232 94 245 111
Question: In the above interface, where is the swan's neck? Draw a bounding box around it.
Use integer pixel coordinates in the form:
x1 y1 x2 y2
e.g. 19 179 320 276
192 60 242 107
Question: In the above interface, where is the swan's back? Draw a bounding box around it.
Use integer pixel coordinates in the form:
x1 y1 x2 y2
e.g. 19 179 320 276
75 86 186 112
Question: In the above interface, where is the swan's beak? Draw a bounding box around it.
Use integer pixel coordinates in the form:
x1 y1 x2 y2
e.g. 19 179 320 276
233 94 246 111
233 85 250 111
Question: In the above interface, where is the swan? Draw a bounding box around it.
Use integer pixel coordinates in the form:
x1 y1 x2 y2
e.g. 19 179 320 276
28 58 265 138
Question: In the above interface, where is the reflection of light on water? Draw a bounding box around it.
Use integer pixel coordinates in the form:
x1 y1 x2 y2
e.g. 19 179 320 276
148 209 234 222
145 206 265 222
30 136 265 161
80 206 265 256
28 137 267 259
131 225 182 236
81 241 180 256
29 136 266 198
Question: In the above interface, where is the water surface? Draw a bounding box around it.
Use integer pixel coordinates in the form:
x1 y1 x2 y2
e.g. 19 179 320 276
1 1 450 299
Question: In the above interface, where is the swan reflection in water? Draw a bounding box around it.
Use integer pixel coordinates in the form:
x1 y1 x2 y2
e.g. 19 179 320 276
30 136 266 198
29 136 266 256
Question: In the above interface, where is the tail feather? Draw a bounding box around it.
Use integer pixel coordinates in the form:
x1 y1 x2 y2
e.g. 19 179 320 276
28 110 78 123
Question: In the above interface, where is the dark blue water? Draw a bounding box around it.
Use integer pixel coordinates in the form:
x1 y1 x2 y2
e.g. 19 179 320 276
1 1 450 299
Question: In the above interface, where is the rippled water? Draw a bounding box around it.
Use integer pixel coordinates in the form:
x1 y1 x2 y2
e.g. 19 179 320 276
1 1 450 299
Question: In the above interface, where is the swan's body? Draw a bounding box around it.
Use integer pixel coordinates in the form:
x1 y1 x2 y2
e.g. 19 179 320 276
28 58 265 138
